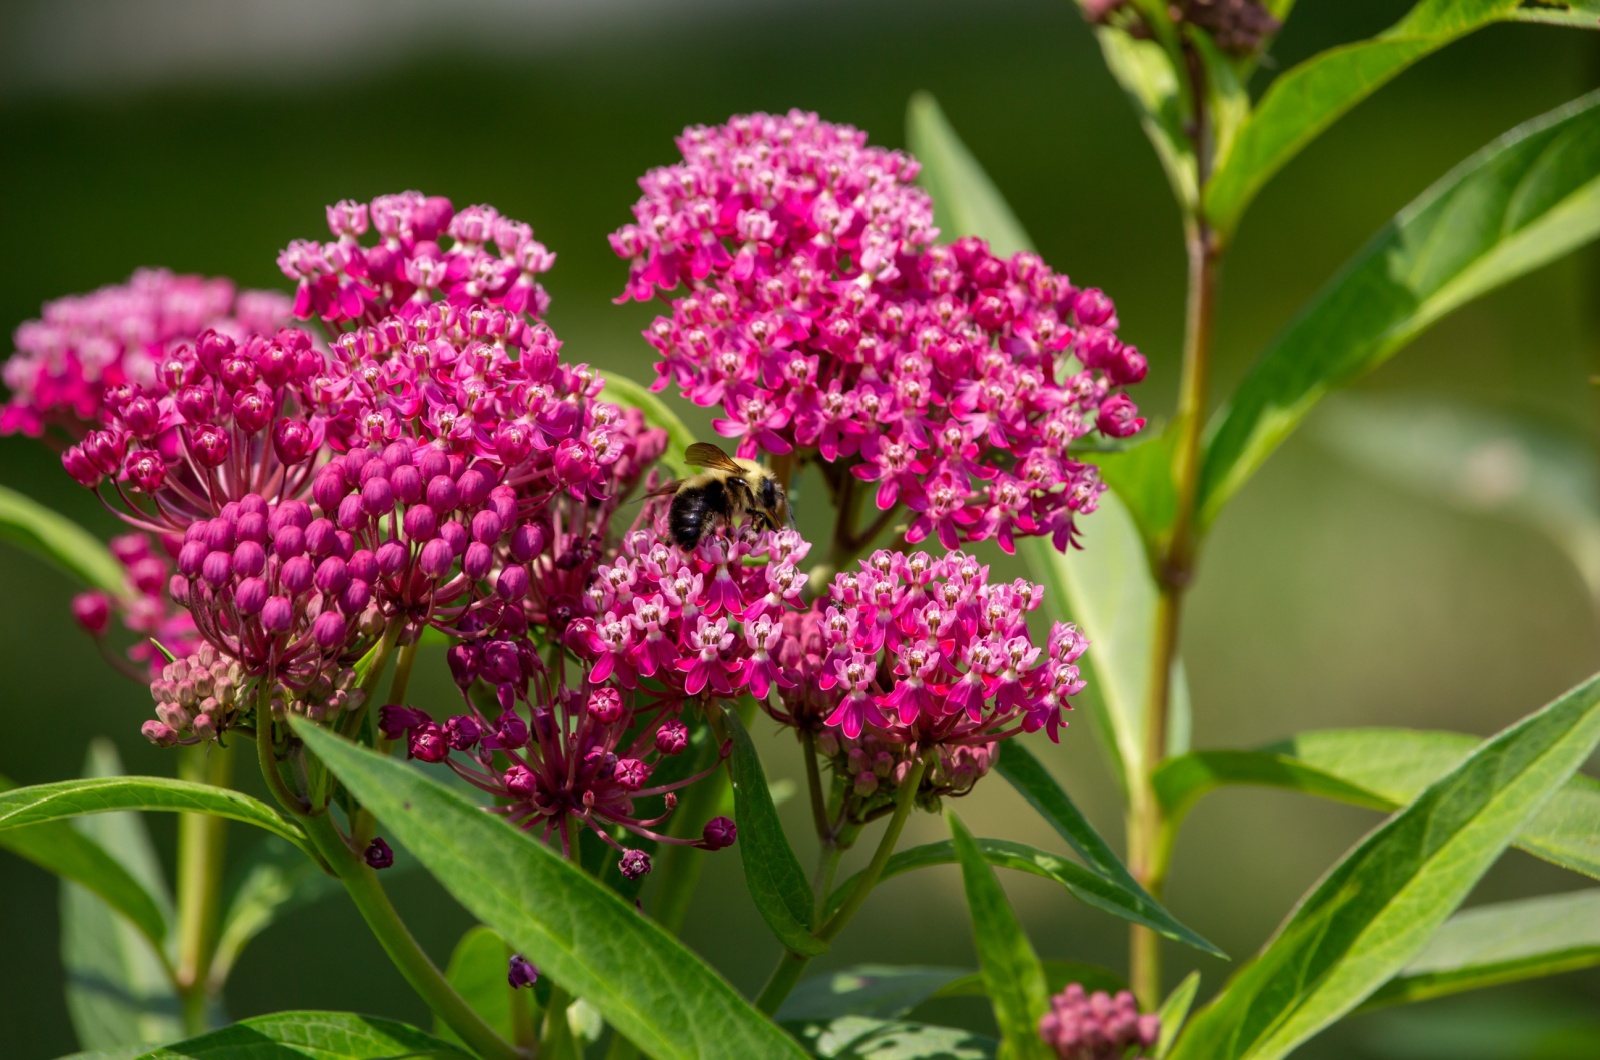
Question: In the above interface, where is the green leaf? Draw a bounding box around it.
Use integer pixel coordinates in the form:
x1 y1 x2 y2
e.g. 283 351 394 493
136 1010 472 1059
1511 0 1600 27
1153 728 1600 880
726 710 826 956
0 775 312 858
1156 972 1201 1059
62 740 183 1051
1312 397 1600 597
1170 670 1600 1060
0 771 168 951
994 742 1218 955
210 837 338 986
779 967 968 1022
933 961 1127 1003
1185 30 1249 182
1201 0 1521 240
0 483 125 595
1087 432 1180 556
291 718 807 1060
825 835 1217 956
905 93 1034 257
784 1016 996 1060
1017 490 1192 794
1088 25 1198 214
435 925 524 1047
598 369 696 479
1361 889 1600 1009
1200 90 1600 526
947 813 1052 1060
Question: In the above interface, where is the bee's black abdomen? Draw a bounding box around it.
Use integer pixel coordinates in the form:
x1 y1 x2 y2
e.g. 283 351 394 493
670 479 729 550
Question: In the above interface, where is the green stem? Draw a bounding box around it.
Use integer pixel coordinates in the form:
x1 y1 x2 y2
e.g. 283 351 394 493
1129 201 1220 1011
540 983 575 1060
354 641 421 847
174 741 233 1034
299 811 522 1060
255 689 308 815
754 755 930 1015
802 730 830 840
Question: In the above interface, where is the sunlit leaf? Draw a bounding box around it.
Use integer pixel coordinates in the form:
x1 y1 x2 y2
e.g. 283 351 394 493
784 1015 996 1060
1201 0 1521 240
906 94 1034 257
1170 671 1600 1059
1153 728 1600 881
947 813 1052 1060
62 740 183 1051
1201 90 1600 526
1156 972 1200 1059
1361 889 1600 1008
0 770 167 951
293 719 807 1060
136 1010 471 1059
0 483 125 596
726 710 825 956
0 775 312 858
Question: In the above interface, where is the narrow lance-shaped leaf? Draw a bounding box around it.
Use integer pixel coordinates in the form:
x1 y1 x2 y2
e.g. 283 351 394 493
598 369 695 479
0 483 125 595
0 771 168 951
1358 889 1600 1009
1170 670 1600 1060
1153 728 1600 881
292 718 808 1060
1155 972 1200 1059
1201 90 1600 526
1201 0 1521 240
827 836 1217 957
137 1010 472 1060
0 775 312 858
726 710 827 956
905 94 1034 257
995 742 1219 955
947 812 1052 1060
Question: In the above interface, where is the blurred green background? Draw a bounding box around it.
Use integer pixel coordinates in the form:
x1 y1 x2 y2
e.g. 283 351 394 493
1 1 1597 1056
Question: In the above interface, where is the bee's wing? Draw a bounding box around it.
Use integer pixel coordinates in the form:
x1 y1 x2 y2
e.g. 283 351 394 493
629 480 680 505
684 442 743 472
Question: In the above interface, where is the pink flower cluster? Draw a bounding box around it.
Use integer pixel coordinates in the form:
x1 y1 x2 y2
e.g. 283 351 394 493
770 549 1088 817
570 525 811 700
613 111 1147 552
1038 984 1160 1060
2 269 291 440
71 532 201 682
278 193 555 325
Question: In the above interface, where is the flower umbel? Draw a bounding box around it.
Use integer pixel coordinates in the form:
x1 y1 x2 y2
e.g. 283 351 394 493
1038 983 1160 1060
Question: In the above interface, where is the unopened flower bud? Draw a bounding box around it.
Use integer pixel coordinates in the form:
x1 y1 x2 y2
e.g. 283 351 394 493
71 592 111 637
701 816 737 850
364 837 395 870
507 954 539 989
619 848 652 880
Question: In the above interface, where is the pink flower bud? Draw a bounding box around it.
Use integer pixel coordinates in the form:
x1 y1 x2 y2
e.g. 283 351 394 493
376 541 408 576
262 595 294 632
126 449 168 492
496 565 529 601
462 542 493 580
312 467 347 512
232 541 266 578
701 816 737 850
189 425 231 468
312 610 347 649
234 577 268 615
654 718 688 756
503 763 536 797
418 538 454 578
72 592 111 636
280 555 314 595
588 687 625 725
403 504 438 541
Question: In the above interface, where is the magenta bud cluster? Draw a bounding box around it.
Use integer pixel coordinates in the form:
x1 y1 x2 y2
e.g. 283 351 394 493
1038 983 1160 1060
613 110 1147 553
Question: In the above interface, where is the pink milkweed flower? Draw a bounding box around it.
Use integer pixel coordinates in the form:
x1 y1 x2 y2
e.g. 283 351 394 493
1038 983 1160 1060
614 112 1146 555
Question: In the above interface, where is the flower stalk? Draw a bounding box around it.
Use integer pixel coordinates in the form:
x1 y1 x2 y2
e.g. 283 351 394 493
174 740 233 1034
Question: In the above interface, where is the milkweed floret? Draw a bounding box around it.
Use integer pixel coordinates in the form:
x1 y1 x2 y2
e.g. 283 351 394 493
1038 983 1160 1060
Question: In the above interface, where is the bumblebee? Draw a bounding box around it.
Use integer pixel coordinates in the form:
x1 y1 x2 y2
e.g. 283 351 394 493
663 442 791 550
